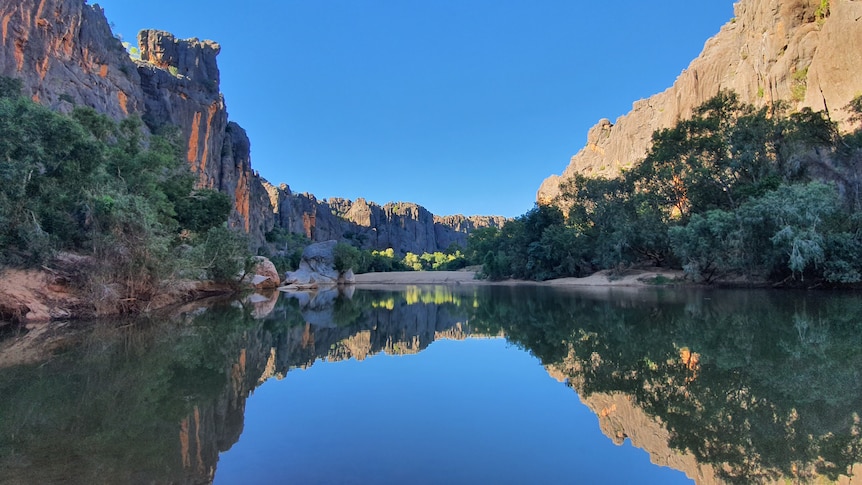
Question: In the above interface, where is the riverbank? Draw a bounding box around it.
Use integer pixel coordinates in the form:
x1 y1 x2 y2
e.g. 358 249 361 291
353 268 685 287
0 267 235 327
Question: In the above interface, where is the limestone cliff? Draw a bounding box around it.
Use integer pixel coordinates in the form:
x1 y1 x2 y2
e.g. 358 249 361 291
538 0 862 203
264 181 506 254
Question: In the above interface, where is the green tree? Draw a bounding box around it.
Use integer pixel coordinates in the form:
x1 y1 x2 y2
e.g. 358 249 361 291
668 209 739 282
333 242 361 272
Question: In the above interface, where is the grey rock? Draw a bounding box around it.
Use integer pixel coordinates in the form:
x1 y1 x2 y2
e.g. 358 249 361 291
262 180 506 255
283 240 340 286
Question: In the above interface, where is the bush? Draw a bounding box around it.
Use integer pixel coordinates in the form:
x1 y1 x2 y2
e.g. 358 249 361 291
192 225 255 285
0 78 251 301
333 242 361 272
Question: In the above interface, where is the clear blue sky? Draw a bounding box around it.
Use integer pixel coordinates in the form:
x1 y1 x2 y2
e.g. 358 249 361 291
94 1 734 218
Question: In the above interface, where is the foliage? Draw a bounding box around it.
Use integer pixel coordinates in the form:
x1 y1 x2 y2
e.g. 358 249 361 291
0 77 250 303
121 41 141 61
815 0 830 21
341 246 466 274
333 242 361 272
669 209 738 282
174 189 231 234
791 67 809 102
471 205 569 280
402 250 467 271
475 90 862 285
262 228 309 273
191 225 255 285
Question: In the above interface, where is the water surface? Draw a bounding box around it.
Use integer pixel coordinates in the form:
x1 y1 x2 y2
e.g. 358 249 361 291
1 285 861 484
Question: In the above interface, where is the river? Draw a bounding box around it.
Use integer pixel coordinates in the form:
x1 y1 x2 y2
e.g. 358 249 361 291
1 285 860 484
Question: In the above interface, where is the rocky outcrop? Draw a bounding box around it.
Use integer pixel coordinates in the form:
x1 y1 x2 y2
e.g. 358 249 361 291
538 0 862 203
265 183 349 242
135 31 274 244
337 199 505 253
265 181 507 254
0 0 144 117
0 0 274 248
1 0 502 254
282 240 353 287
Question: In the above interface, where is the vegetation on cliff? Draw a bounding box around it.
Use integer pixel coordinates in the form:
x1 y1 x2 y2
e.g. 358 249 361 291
0 78 253 312
472 91 862 286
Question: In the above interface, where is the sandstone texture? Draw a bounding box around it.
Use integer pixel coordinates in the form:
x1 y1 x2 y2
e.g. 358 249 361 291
1 0 503 256
538 0 862 203
265 181 507 254
0 1 276 248
249 256 280 289
0 0 144 117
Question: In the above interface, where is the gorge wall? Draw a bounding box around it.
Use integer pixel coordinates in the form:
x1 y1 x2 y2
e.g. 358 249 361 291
265 182 505 254
0 0 502 255
538 0 862 203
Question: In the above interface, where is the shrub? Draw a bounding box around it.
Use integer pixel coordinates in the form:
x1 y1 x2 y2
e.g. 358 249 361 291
192 225 255 285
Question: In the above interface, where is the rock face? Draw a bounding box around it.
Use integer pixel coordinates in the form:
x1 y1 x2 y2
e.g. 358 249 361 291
1 0 502 254
265 181 507 254
0 0 273 247
538 0 862 203
134 30 274 243
0 0 144 117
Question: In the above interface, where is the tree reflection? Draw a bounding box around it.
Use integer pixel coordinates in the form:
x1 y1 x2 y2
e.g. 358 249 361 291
2 286 861 483
465 287 862 484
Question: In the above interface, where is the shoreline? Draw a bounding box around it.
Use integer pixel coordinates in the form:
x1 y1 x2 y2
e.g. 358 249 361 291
353 268 686 288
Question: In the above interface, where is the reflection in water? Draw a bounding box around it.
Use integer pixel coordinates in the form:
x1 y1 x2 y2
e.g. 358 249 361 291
1 286 861 483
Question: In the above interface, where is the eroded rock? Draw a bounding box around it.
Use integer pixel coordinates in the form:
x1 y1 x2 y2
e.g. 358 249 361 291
538 0 862 203
283 240 341 287
250 256 280 289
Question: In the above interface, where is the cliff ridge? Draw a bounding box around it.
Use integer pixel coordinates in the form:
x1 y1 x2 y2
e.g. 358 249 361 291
538 0 862 203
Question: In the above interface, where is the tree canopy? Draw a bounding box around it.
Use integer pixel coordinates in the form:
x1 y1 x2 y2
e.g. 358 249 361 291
468 91 862 286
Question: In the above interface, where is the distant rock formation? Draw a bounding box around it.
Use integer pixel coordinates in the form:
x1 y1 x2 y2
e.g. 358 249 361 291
265 182 506 254
538 0 862 203
0 0 503 255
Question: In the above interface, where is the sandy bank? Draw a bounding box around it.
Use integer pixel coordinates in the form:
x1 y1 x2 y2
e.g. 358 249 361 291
354 270 484 285
353 268 684 287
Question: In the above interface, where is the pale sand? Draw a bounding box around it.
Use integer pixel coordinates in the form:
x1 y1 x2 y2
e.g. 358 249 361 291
353 268 684 287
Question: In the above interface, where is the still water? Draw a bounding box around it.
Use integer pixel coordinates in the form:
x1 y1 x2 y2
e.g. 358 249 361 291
1 285 861 484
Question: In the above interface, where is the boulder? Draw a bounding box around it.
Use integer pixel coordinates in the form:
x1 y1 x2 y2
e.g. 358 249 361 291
250 256 280 289
339 269 356 285
283 240 341 287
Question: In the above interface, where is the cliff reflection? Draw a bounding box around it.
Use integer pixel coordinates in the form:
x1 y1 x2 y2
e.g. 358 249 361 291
466 286 862 484
0 287 477 484
1 286 861 484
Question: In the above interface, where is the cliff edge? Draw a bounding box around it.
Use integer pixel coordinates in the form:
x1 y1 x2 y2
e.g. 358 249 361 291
0 0 503 255
538 0 862 203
